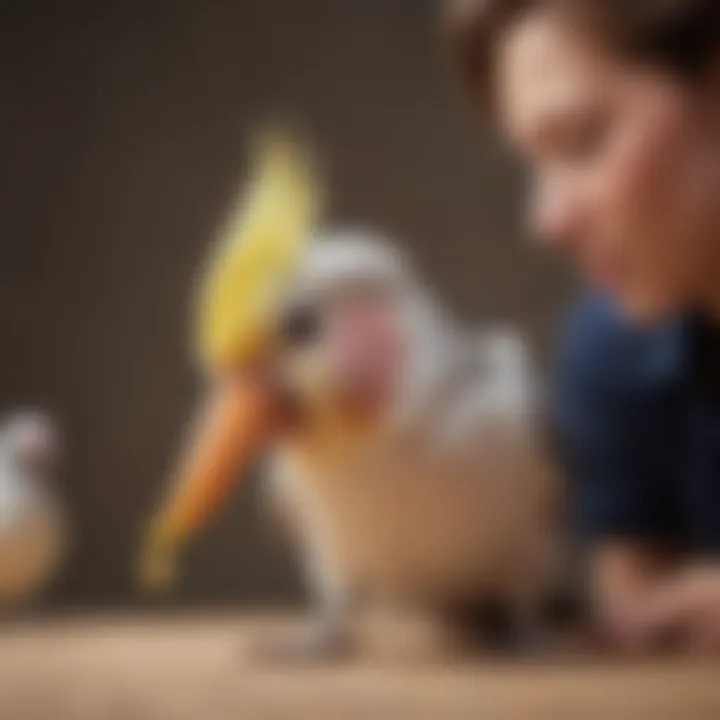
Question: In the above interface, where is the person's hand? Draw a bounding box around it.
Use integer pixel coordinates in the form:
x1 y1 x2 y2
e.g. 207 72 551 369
591 545 720 655
642 566 720 655
686 603 720 655
592 544 672 655
597 596 661 655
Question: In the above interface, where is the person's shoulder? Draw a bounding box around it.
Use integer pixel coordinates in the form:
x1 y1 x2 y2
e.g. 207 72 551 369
561 295 644 380
557 294 684 406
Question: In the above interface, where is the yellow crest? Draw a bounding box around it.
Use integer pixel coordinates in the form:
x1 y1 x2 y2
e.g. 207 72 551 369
195 132 322 371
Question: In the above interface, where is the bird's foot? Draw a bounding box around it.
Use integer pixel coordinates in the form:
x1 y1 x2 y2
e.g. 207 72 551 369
251 621 355 666
508 619 560 659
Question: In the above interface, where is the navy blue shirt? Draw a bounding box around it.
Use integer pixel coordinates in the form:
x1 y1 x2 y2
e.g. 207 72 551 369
557 295 720 556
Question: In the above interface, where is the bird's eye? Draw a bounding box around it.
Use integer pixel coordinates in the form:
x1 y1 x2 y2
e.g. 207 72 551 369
282 305 321 346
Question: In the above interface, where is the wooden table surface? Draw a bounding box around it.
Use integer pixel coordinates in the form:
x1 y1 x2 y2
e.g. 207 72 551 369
1 613 719 719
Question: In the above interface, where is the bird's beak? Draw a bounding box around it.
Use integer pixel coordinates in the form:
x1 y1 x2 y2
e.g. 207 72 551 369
139 370 278 591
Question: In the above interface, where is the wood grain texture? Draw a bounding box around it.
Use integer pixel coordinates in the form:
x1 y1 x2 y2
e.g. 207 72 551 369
1 614 719 719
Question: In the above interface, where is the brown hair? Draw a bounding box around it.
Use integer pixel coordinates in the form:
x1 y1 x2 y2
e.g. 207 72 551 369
443 0 720 110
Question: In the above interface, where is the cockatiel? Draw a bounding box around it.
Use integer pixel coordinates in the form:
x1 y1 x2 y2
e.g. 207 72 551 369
140 134 562 659
0 412 67 609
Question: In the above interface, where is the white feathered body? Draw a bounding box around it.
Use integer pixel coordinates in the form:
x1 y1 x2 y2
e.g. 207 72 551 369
0 455 66 608
267 299 559 612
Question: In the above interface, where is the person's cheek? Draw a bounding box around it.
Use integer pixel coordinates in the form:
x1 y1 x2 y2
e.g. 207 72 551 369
597 102 689 314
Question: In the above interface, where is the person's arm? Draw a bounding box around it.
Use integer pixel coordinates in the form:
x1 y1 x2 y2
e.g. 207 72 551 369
556 298 684 652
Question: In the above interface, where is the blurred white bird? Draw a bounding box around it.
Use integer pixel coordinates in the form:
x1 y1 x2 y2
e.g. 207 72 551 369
140 137 564 660
0 412 67 609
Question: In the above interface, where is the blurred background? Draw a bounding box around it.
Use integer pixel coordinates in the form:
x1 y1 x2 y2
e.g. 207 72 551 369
0 0 573 611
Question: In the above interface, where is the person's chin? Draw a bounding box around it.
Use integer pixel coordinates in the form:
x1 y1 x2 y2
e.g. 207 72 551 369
614 288 682 325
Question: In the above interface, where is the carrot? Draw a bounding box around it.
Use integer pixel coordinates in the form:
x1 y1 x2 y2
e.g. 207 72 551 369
139 373 276 590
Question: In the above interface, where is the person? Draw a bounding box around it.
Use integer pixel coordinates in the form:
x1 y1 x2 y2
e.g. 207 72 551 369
443 0 720 654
